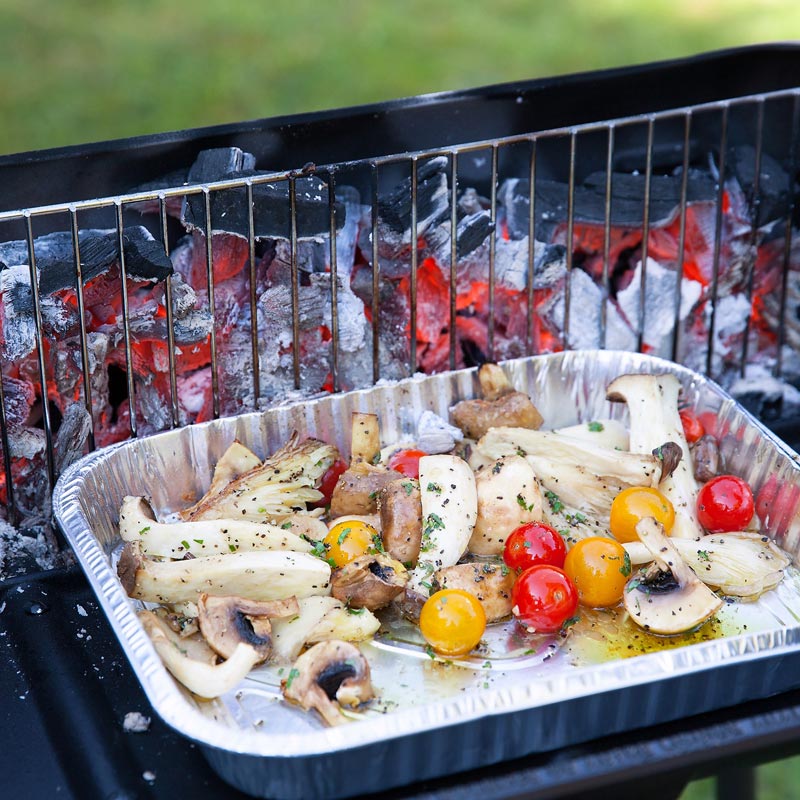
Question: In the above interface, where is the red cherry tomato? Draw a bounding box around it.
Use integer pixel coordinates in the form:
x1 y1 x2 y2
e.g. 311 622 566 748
387 448 427 479
503 522 567 572
511 565 578 634
312 458 347 508
697 474 755 532
679 409 705 443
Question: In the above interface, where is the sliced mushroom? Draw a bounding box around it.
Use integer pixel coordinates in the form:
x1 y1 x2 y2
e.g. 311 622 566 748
692 435 721 483
330 462 404 517
433 562 515 622
197 594 300 661
470 455 542 555
451 391 543 440
607 374 702 539
623 517 722 635
117 541 331 605
282 640 374 726
331 553 409 610
378 478 422 566
139 610 261 699
119 495 314 558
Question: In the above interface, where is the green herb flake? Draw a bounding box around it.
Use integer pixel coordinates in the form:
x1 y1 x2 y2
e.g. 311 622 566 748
180 540 190 550
326 558 337 568
425 645 436 660
402 481 415 496
544 490 564 514
346 606 366 615
337 527 352 546
523 648 536 655
516 494 534 512
285 668 300 689
588 421 605 432
501 564 510 576
627 578 641 593
280 521 293 530
561 615 580 631
697 549 711 562
228 543 238 553
368 490 379 500
620 551 632 577
372 453 382 465
193 538 204 545
426 482 442 494
257 507 267 514
138 526 151 536
370 533 385 554
482 660 492 669
310 541 327 559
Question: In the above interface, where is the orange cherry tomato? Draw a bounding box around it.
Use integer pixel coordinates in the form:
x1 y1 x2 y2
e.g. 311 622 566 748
563 537 630 608
679 409 705 443
419 589 486 656
387 448 427 479
609 487 675 543
323 519 377 567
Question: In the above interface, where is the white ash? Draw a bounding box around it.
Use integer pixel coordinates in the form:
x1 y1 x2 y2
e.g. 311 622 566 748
0 519 62 579
8 428 46 460
76 604 88 617
416 410 463 454
123 712 151 733
616 257 702 355
0 265 37 361
142 770 156 782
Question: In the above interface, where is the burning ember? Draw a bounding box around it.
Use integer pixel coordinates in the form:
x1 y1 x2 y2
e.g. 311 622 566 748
0 143 797 528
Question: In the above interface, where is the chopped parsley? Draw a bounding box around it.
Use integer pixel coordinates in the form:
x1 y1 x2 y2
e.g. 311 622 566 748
627 578 641 593
427 482 442 494
620 551 632 577
544 490 564 514
516 494 535 512
401 481 415 496
422 513 445 550
257 507 266 514
285 668 300 689
310 540 327 559
193 538 204 545
370 533 385 554
228 543 238 553
337 527 352 546
180 540 190 550
138 526 151 535
500 564 510 576
425 645 436 659
697 550 711 562
346 606 366 616
561 615 580 631
588 421 604 432
280 521 293 530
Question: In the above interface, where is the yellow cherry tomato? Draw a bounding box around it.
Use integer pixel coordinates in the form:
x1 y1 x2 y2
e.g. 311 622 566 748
419 589 487 657
609 487 675 543
563 537 630 608
323 520 377 567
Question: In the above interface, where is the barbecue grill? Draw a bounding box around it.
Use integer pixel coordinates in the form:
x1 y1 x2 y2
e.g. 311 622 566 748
4 44 800 800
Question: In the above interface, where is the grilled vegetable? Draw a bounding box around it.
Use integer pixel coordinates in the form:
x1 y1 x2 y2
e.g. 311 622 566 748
479 427 664 517
623 531 789 598
623 517 722 634
139 610 262 699
606 374 700 539
282 640 374 726
432 562 515 622
330 552 409 610
378 478 423 567
408 455 478 597
119 496 313 558
117 542 331 605
469 455 542 556
183 433 338 522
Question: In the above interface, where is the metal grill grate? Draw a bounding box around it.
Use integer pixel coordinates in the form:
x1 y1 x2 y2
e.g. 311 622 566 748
0 86 798 523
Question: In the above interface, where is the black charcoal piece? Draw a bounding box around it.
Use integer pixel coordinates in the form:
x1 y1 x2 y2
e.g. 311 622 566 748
0 227 173 296
457 211 494 259
187 147 256 183
182 172 345 240
378 156 450 234
729 145 793 226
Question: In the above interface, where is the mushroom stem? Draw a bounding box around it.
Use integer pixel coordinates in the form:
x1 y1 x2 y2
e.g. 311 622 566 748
140 610 261 699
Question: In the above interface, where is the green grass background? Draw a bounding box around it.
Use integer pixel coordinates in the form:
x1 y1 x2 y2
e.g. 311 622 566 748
3 1 800 796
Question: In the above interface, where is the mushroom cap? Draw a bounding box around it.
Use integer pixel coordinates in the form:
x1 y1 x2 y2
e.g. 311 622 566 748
282 640 373 726
330 553 408 610
623 517 722 635
198 594 299 662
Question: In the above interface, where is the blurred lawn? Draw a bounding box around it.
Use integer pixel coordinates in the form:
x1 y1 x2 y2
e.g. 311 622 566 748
0 0 799 155
2 1 800 798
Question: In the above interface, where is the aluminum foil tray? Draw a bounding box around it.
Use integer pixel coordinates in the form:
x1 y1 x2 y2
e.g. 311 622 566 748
53 351 800 800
